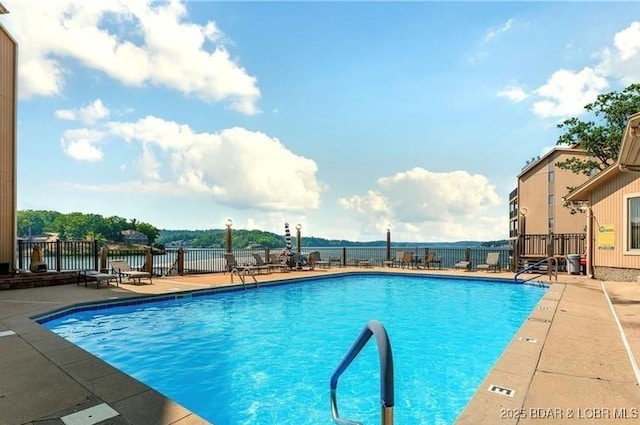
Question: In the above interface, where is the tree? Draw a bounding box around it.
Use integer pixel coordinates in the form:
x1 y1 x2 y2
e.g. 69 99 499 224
556 83 640 175
136 222 160 245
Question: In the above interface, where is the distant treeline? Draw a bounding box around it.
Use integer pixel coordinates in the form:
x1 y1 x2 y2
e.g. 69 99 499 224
16 210 508 249
158 229 286 249
17 210 160 245
158 230 509 249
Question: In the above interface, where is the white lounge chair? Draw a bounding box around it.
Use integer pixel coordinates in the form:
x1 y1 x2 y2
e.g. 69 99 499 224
110 260 152 285
78 270 120 289
454 260 471 271
477 253 501 272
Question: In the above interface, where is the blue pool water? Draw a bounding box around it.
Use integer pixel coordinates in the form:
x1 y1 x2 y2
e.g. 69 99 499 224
42 274 545 425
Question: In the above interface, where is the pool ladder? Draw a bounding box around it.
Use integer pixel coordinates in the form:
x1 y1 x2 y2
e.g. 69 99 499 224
514 257 558 283
330 320 394 425
230 267 259 289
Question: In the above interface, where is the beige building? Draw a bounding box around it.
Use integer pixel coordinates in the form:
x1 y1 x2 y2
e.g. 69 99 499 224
516 146 592 235
565 112 640 281
0 3 17 274
509 146 592 268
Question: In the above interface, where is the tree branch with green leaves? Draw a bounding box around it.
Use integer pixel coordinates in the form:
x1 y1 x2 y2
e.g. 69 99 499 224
555 83 640 175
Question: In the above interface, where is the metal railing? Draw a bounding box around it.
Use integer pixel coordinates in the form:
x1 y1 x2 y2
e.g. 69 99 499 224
330 320 394 425
515 257 558 283
14 242 517 274
518 233 585 257
16 240 100 271
230 267 259 289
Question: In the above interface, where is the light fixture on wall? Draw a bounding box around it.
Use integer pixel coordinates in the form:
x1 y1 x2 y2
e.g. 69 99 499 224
519 208 527 236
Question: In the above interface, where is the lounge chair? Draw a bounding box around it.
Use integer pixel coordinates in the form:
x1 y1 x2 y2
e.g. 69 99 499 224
252 253 284 273
454 260 471 271
425 252 441 269
477 252 501 272
224 253 265 275
400 251 414 269
308 251 330 269
358 259 373 268
329 257 342 268
268 253 291 272
78 270 120 289
109 260 152 285
392 251 405 268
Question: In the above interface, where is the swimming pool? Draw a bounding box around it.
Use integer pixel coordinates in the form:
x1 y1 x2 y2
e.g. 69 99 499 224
41 274 546 425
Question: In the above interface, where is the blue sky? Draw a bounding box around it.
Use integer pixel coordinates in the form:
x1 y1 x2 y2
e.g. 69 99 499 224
2 1 640 242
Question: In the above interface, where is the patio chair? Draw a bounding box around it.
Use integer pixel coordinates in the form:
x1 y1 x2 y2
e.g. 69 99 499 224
400 251 414 269
308 251 330 269
454 260 471 271
252 253 282 273
224 253 264 275
477 252 501 272
358 259 373 268
78 270 120 289
392 251 405 268
109 260 152 285
268 253 291 272
425 252 441 269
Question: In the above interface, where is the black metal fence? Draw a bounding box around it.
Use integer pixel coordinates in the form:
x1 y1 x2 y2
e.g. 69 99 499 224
16 234 584 275
15 240 513 274
16 240 100 272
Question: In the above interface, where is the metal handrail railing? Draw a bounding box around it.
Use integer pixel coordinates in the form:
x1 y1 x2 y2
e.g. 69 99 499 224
515 257 558 283
230 267 259 288
330 320 394 425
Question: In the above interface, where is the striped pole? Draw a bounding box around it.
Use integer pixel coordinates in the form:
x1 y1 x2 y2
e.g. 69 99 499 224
284 222 293 253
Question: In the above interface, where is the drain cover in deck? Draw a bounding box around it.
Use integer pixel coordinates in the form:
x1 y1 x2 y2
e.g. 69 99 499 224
487 384 515 397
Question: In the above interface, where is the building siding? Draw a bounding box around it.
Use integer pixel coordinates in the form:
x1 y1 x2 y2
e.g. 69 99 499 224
518 149 590 235
591 170 640 277
0 22 16 270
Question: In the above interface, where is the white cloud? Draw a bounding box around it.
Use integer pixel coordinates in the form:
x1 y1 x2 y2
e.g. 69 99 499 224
484 18 514 43
613 21 640 61
497 21 640 120
86 116 325 211
497 86 528 102
1 0 260 114
55 99 110 124
597 21 640 85
60 128 106 162
531 67 608 118
54 109 76 121
339 168 504 242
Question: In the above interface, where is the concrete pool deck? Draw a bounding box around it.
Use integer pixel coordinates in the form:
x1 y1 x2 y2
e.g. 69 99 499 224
1 267 639 424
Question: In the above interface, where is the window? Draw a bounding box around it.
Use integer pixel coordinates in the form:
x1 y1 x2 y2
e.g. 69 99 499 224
548 194 554 206
628 196 640 250
548 171 554 182
548 218 554 229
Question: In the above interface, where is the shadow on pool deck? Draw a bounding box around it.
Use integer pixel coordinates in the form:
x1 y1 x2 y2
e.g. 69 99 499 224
1 267 639 424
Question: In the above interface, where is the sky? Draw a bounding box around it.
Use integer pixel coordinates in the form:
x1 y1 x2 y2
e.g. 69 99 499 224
2 1 640 243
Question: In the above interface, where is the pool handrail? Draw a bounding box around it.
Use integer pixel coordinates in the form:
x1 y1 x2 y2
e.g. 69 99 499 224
515 257 558 283
229 267 259 289
330 319 394 425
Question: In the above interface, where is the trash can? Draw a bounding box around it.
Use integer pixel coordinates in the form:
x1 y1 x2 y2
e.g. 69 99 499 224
566 254 581 275
0 262 9 275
